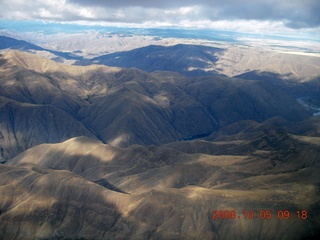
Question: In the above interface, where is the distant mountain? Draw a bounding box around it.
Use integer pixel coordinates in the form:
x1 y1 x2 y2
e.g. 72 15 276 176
90 44 224 76
89 43 320 80
0 35 44 51
3 35 319 81
0 35 82 62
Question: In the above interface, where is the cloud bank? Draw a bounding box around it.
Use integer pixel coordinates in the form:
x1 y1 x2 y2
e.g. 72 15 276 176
0 0 319 32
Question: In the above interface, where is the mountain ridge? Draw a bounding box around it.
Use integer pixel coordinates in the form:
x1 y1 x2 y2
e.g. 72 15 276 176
88 43 320 80
90 44 223 77
0 50 312 161
0 48 320 239
0 35 83 63
2 129 320 239
2 35 320 81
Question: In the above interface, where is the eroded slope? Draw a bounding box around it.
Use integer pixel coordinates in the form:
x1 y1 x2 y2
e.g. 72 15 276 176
0 51 310 161
2 127 320 239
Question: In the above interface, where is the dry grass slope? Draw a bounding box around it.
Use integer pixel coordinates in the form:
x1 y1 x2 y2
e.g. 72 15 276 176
2 131 320 239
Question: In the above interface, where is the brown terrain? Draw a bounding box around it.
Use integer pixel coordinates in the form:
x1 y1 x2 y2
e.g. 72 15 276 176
0 50 319 239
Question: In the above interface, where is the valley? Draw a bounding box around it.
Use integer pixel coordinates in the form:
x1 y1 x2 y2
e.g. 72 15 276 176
0 33 319 240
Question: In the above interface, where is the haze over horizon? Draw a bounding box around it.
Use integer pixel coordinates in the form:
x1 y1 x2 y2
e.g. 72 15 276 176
0 0 320 40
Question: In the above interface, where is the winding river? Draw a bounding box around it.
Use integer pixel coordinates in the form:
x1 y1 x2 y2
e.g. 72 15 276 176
297 97 320 116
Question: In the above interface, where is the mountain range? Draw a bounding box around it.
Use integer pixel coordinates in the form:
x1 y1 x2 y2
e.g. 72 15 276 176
0 50 312 161
89 43 320 80
2 35 320 80
0 35 320 239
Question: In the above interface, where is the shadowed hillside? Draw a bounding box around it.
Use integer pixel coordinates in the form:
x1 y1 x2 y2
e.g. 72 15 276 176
89 43 320 80
90 44 223 76
1 50 320 239
0 51 311 160
2 132 320 239
0 36 83 63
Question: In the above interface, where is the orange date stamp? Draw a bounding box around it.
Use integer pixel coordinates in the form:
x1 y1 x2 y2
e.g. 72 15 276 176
212 210 308 220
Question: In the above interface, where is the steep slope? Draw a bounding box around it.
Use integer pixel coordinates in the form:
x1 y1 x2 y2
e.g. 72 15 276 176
0 51 121 161
0 163 133 240
78 68 219 147
236 70 320 96
79 88 181 147
0 50 121 101
0 96 97 162
78 69 310 146
3 134 320 239
179 75 309 126
1 49 319 239
0 50 312 159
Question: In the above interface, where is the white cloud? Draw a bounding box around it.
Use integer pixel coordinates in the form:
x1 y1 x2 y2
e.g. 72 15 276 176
0 0 319 37
37 8 61 19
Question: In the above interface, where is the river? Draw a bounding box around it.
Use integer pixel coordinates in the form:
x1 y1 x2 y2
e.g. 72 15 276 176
297 97 320 116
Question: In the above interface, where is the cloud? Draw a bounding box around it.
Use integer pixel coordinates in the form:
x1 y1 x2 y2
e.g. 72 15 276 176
0 0 319 31
66 0 320 29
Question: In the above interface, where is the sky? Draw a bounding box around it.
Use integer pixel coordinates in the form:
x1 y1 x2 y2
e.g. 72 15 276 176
0 0 319 39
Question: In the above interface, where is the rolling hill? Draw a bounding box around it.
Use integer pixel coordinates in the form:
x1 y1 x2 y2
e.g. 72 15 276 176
2 128 320 239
